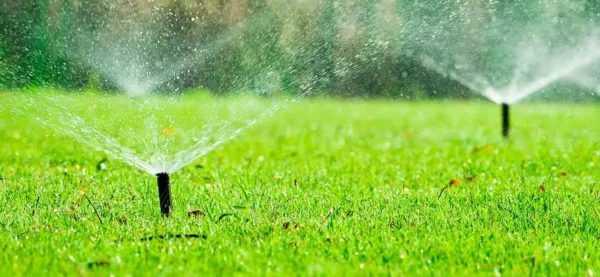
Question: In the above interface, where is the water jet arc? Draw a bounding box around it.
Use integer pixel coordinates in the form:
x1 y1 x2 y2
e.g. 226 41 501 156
156 173 172 216
502 103 510 138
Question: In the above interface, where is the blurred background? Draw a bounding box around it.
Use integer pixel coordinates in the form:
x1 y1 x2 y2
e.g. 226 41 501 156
1 0 600 101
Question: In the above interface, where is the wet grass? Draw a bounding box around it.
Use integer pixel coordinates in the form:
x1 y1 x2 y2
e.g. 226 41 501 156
0 92 599 276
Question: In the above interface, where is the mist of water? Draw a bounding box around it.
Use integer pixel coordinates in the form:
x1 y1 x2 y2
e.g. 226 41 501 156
400 2 600 103
567 64 600 97
21 93 288 175
13 1 600 176
73 1 302 97
78 25 243 96
15 3 305 175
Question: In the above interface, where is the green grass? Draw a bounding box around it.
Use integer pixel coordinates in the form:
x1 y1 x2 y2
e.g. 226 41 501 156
0 92 599 276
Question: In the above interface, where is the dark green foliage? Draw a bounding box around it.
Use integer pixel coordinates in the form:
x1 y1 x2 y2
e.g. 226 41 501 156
245 0 282 94
1 0 599 98
312 0 338 93
1 0 51 87
0 0 87 89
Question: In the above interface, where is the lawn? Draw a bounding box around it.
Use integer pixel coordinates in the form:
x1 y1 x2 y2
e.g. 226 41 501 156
0 92 599 276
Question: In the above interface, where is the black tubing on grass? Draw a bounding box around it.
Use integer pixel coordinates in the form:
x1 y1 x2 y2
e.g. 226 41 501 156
156 173 172 216
502 103 510 138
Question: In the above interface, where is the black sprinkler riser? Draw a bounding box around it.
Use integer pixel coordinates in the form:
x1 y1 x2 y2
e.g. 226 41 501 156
156 173 172 216
502 103 510 138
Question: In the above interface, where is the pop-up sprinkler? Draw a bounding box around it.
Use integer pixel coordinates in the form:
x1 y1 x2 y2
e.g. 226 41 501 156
156 173 172 216
501 103 510 138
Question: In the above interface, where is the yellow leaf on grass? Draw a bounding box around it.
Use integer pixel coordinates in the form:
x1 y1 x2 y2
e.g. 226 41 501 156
160 127 177 136
448 179 462 188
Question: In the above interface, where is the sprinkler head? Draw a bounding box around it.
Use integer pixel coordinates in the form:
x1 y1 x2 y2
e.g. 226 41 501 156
501 103 510 138
156 173 172 216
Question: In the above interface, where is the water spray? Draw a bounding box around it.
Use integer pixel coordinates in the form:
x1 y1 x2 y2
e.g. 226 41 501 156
156 173 172 216
501 103 510 138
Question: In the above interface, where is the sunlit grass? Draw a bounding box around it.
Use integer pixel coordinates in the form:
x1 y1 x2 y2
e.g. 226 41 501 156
0 92 599 276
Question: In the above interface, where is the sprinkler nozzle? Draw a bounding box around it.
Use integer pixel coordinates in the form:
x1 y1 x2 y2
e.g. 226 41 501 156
502 103 510 138
156 173 172 216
